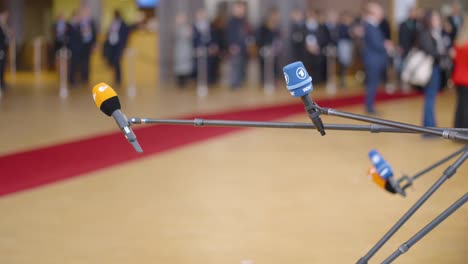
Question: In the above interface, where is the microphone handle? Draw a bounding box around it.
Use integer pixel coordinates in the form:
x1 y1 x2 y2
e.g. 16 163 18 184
112 109 144 153
387 176 406 197
112 110 132 139
301 95 326 136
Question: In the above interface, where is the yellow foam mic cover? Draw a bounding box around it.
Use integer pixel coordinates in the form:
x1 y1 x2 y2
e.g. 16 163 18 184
368 166 387 190
92 82 118 109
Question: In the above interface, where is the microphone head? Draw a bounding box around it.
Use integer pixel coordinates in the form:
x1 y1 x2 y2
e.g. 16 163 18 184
92 82 121 116
368 150 394 180
367 166 398 194
368 166 387 190
282 61 313 97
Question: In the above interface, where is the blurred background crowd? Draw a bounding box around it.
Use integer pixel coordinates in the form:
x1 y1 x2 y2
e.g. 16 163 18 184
0 0 466 126
164 0 466 93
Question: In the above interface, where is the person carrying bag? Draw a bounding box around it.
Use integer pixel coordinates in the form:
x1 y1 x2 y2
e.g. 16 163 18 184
401 47 434 87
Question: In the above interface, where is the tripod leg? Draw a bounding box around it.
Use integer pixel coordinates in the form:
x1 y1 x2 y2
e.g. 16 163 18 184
356 150 468 264
382 193 468 264
410 145 468 182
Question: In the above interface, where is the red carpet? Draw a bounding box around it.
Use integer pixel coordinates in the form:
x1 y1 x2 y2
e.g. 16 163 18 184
0 92 420 196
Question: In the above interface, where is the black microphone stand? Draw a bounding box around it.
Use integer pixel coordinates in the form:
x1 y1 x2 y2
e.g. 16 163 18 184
397 146 468 195
294 104 468 264
129 117 468 135
317 106 468 142
382 193 468 264
356 149 468 264
128 103 468 264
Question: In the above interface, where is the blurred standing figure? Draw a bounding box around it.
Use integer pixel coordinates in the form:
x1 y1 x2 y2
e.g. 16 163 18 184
318 10 331 84
304 9 329 85
440 17 455 90
452 20 468 128
68 10 82 86
0 10 8 90
104 10 129 86
379 17 391 41
442 16 455 49
325 11 339 47
448 1 464 43
398 7 420 59
337 12 354 89
256 7 282 85
362 2 392 114
418 10 446 129
227 1 249 89
173 13 193 88
379 16 393 91
398 7 420 89
53 13 69 53
193 8 213 84
79 7 97 85
209 14 226 85
289 8 306 63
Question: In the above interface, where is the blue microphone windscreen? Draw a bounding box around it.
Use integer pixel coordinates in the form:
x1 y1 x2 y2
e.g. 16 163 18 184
283 61 313 97
368 150 394 180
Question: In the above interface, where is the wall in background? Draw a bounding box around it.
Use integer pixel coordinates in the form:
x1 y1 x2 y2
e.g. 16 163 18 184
306 0 391 15
101 0 140 31
52 0 80 18
52 0 140 31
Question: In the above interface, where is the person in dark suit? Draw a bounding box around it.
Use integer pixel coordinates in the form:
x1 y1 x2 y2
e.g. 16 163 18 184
379 16 393 90
337 12 354 89
289 8 307 63
193 8 216 85
418 10 446 130
104 10 129 86
325 11 340 47
67 10 82 86
398 7 420 58
79 7 97 84
52 13 69 53
397 7 421 89
361 2 392 114
226 1 250 89
448 1 464 43
379 17 391 41
208 14 226 85
0 10 8 90
318 10 332 84
256 7 281 85
304 9 329 85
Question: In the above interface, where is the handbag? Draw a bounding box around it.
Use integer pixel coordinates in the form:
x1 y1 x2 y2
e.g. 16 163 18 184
401 48 434 87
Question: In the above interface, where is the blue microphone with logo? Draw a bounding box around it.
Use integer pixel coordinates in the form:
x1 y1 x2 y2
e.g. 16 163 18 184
283 61 326 135
369 150 394 180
